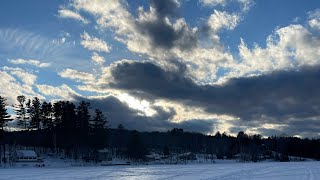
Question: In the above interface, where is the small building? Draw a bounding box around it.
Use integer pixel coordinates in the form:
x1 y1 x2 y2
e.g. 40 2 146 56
14 150 42 162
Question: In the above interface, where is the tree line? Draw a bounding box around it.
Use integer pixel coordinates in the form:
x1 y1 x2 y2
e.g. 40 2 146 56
9 95 107 132
1 95 320 161
0 95 109 158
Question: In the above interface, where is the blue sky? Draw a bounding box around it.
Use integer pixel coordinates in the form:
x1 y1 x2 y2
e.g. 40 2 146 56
1 0 320 137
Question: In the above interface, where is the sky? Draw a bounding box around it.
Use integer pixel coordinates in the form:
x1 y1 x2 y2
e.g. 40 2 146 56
1 0 320 138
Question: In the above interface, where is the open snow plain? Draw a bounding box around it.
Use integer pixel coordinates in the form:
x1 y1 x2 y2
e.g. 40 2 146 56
1 161 320 180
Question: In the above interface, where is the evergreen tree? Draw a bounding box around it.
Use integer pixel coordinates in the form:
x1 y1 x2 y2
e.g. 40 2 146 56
91 109 108 129
59 101 77 151
53 101 63 128
14 95 29 130
118 123 125 130
215 131 222 138
0 96 11 130
41 101 53 129
90 109 108 148
26 99 31 129
29 97 42 130
74 101 91 150
61 101 76 129
76 101 91 130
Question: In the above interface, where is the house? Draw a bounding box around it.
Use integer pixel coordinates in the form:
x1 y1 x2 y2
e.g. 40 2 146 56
14 150 42 162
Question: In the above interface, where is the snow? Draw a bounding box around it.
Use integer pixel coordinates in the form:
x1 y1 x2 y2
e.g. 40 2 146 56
15 150 38 157
1 161 320 180
145 152 161 159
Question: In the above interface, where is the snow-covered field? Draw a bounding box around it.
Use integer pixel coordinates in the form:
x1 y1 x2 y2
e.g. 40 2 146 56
1 161 320 180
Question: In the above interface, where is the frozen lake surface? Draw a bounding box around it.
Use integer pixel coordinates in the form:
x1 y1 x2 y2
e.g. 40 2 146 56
1 161 320 180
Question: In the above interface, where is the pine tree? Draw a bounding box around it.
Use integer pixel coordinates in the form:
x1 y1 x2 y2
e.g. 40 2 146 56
91 109 108 129
41 101 53 129
90 109 109 148
0 96 11 130
53 101 63 128
29 97 41 130
14 95 29 130
76 101 91 130
59 101 76 130
118 123 125 130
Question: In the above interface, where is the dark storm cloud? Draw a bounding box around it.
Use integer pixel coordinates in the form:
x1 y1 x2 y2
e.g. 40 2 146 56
137 20 177 48
74 95 216 133
109 60 199 100
150 0 180 17
138 19 198 50
135 0 197 50
230 118 320 138
109 61 320 124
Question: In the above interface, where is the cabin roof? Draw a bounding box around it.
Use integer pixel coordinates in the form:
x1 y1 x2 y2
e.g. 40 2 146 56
16 150 38 157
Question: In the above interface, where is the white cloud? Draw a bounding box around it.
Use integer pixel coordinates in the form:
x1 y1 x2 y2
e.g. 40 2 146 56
125 7 239 83
10 70 37 86
54 0 320 136
238 0 254 13
52 32 73 45
58 68 96 83
155 99 236 121
80 32 111 53
117 93 157 117
309 19 320 31
271 25 320 65
8 58 51 68
60 0 259 86
215 24 320 85
308 9 320 31
0 29 63 59
292 17 301 23
52 37 66 45
0 71 22 104
308 9 320 19
91 52 105 64
200 0 254 12
200 0 227 7
172 47 234 82
2 66 37 85
0 68 43 105
64 0 236 84
208 10 240 33
58 9 89 24
36 84 80 100
72 0 134 35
